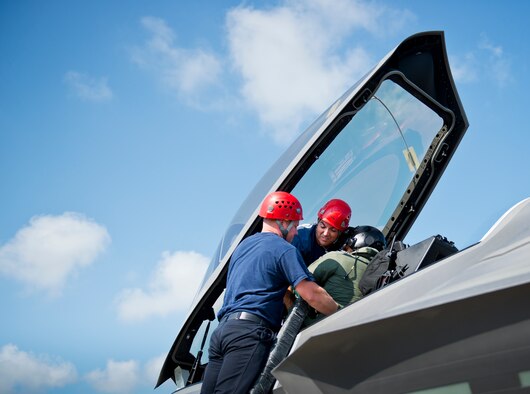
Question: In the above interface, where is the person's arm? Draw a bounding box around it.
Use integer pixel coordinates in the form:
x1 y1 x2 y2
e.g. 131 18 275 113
283 287 296 310
294 279 340 316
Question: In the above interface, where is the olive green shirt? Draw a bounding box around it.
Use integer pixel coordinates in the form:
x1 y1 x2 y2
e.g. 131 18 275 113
303 247 378 327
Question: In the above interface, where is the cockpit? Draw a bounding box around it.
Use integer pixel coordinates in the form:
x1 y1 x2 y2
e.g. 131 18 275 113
157 31 472 392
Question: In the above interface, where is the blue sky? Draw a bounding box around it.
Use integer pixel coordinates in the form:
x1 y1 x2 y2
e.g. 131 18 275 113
1 1 529 393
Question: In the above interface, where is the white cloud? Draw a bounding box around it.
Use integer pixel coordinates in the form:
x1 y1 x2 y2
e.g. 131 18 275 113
479 33 503 57
478 33 512 88
86 359 139 394
225 0 413 144
144 354 165 387
0 344 77 393
85 355 166 393
0 212 111 296
115 250 209 321
450 34 512 88
64 71 113 101
450 52 479 84
131 2 414 145
132 16 222 98
285 0 414 38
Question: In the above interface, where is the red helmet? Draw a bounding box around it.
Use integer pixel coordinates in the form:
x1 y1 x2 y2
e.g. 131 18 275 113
317 199 351 231
259 191 303 221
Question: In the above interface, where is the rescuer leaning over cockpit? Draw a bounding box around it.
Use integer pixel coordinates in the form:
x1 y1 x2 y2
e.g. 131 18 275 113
302 225 387 327
200 192 341 394
291 199 352 266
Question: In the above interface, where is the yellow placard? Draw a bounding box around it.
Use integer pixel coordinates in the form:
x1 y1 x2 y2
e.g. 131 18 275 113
403 146 420 172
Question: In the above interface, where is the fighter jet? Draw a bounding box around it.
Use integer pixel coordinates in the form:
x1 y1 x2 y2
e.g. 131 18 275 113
156 31 530 393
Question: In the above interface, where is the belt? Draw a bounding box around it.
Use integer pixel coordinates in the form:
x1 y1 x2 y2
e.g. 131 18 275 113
223 311 269 327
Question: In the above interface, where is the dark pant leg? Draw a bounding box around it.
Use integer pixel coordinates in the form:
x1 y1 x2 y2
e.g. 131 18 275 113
203 319 275 394
201 322 225 394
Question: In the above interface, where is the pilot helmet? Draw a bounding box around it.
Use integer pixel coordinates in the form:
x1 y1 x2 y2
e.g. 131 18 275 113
341 225 386 251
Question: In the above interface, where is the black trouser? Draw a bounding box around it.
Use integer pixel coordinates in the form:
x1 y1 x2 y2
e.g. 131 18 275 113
201 316 275 394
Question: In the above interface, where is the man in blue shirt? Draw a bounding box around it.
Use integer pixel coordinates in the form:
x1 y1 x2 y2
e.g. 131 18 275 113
201 192 340 394
291 199 352 265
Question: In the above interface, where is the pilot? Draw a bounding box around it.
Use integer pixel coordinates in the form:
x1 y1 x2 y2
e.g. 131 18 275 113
200 191 340 394
291 199 352 266
303 225 386 327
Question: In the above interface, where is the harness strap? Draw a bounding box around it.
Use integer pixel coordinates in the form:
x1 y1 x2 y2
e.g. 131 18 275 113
276 220 294 239
343 253 370 280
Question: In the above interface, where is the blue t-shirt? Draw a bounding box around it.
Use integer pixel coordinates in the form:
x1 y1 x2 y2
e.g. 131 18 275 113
218 232 313 329
291 225 327 266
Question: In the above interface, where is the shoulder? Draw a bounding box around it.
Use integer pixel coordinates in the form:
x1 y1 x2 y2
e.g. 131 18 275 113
235 232 289 255
309 251 345 270
277 245 313 284
317 251 347 261
234 232 264 251
265 232 290 245
258 232 297 254
297 223 314 231
353 246 379 259
293 224 315 244
297 224 315 236
292 225 310 249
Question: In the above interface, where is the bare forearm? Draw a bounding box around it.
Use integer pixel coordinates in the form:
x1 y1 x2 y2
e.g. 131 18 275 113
295 280 339 315
306 286 338 315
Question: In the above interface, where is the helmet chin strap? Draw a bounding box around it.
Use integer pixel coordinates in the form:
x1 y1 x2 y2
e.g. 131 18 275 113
276 220 294 239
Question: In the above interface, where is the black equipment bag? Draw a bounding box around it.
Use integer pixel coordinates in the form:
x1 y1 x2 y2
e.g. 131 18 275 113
359 235 458 296
358 247 397 296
